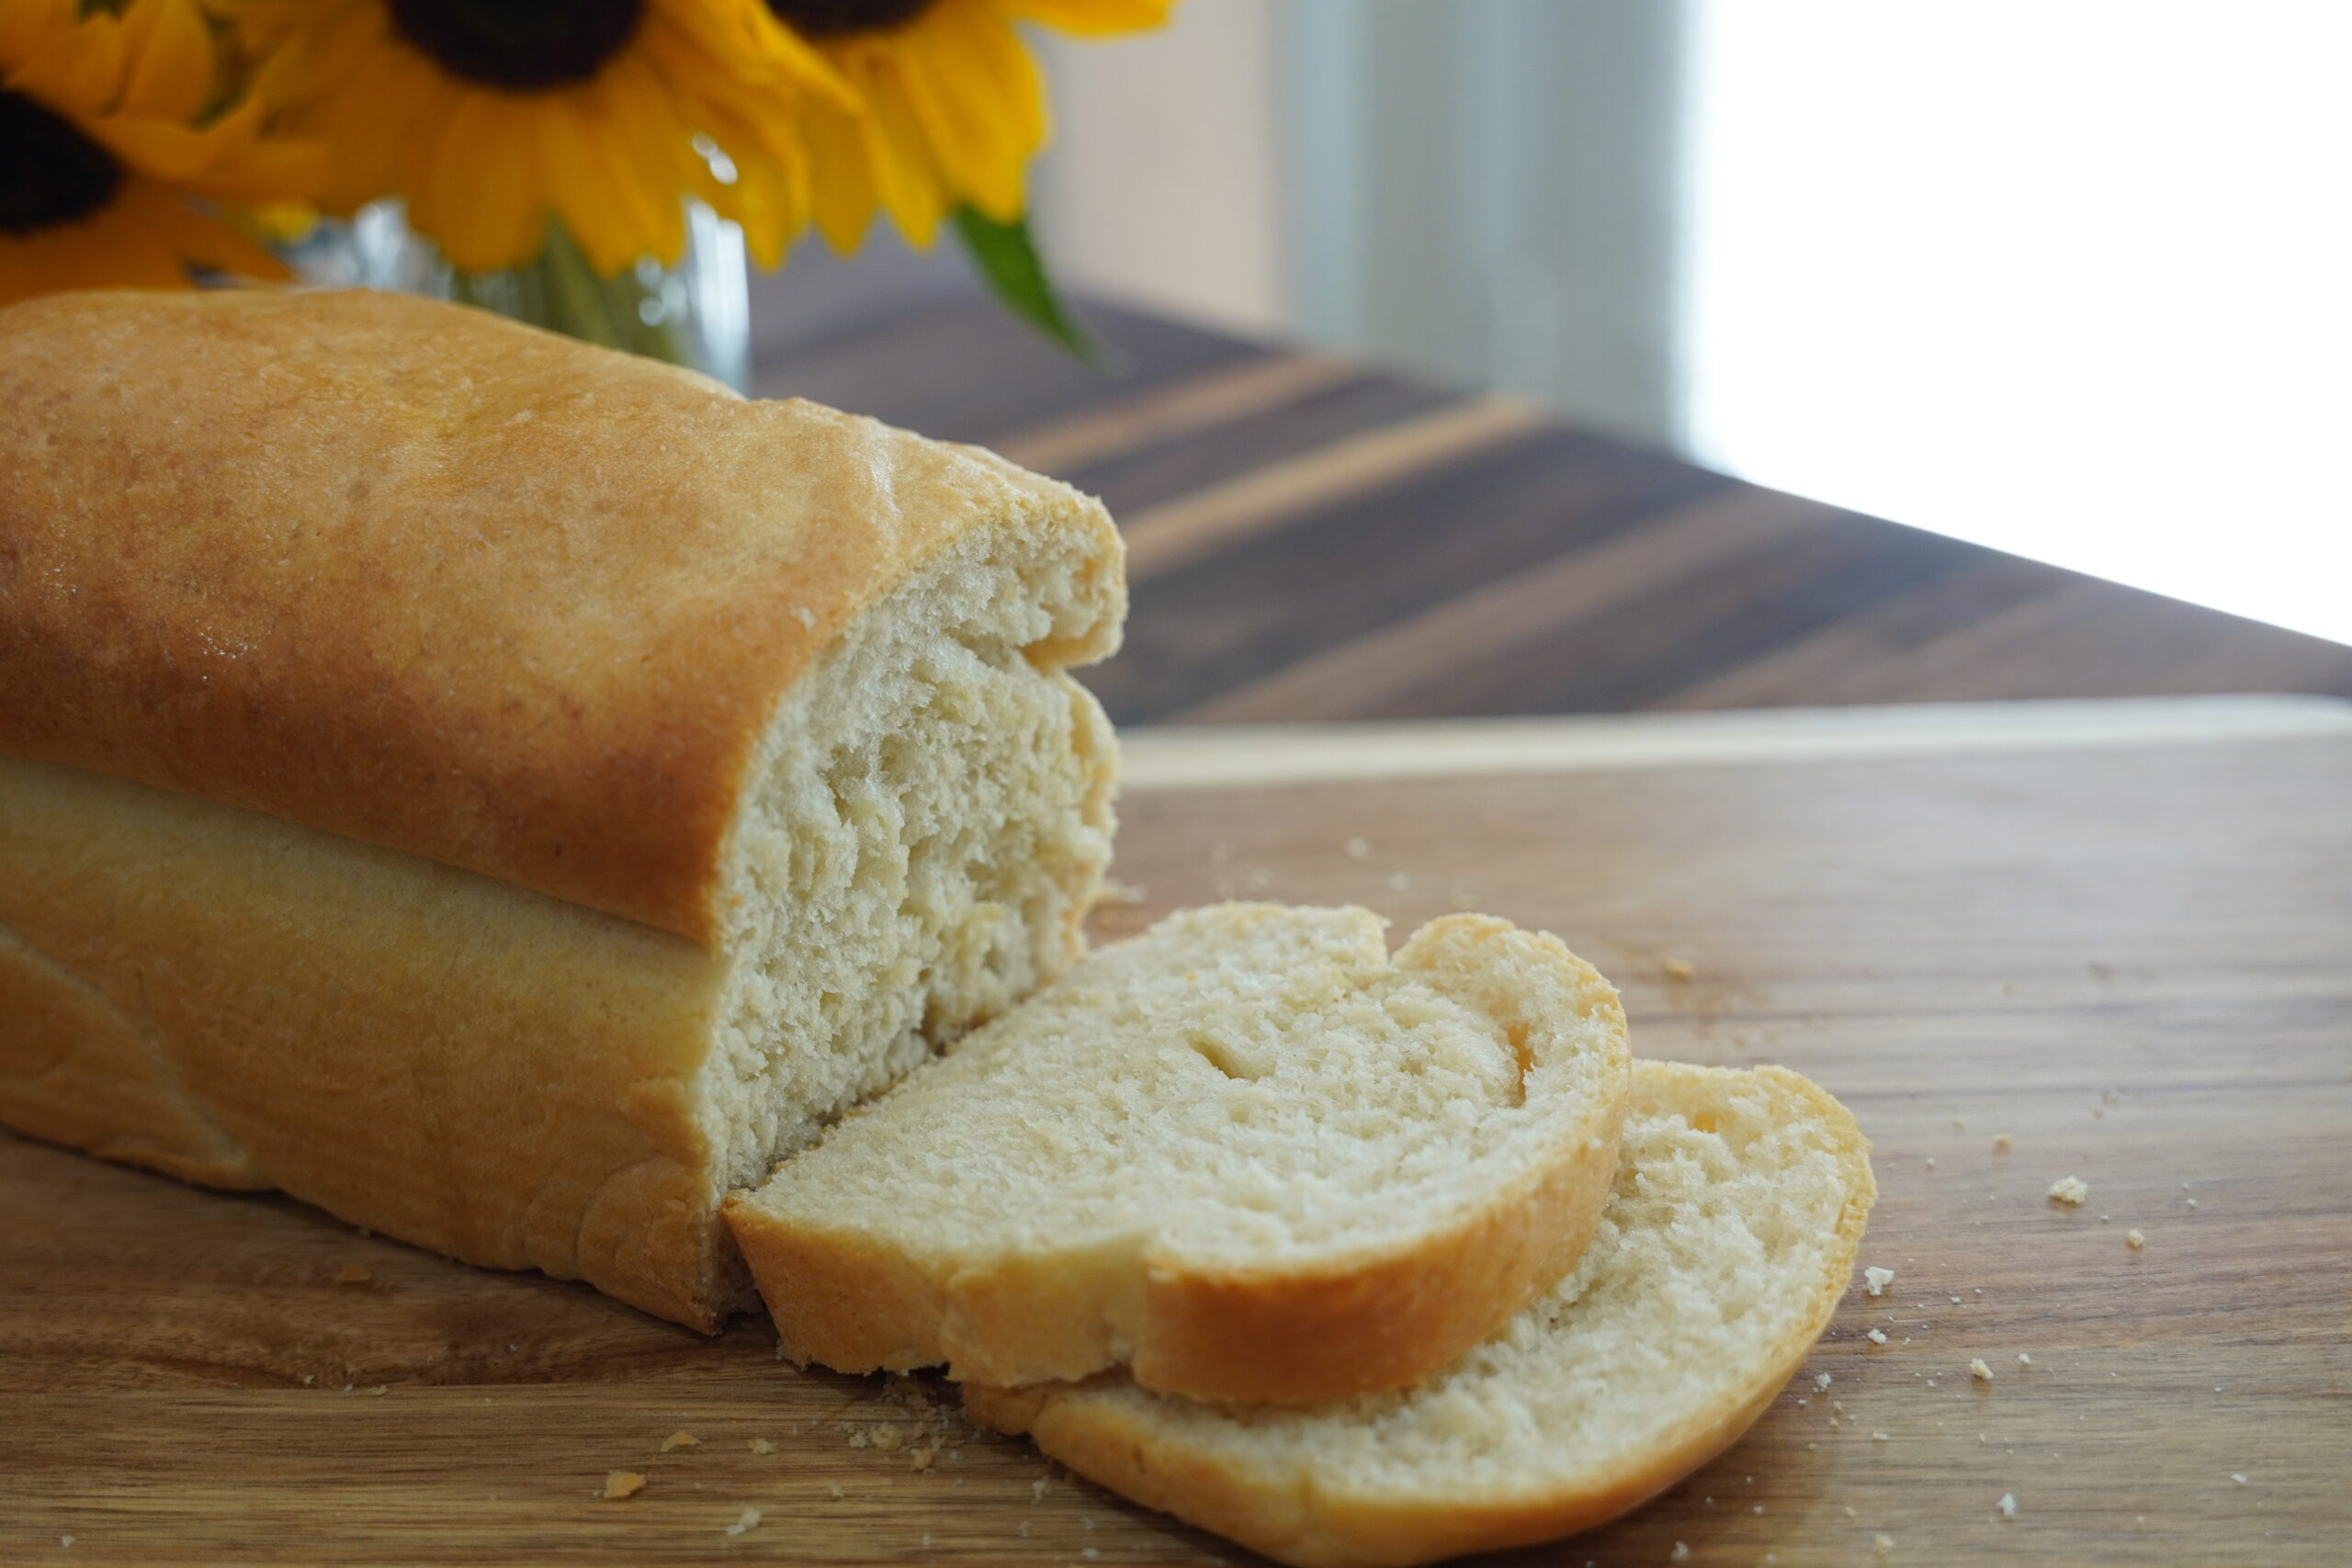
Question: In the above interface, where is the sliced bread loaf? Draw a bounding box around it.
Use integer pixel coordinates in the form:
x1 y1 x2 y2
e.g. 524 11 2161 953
966 1061 1876 1568
725 903 1631 1404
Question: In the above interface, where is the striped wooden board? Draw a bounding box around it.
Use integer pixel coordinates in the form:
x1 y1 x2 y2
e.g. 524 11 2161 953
757 299 2352 726
6 697 2348 1565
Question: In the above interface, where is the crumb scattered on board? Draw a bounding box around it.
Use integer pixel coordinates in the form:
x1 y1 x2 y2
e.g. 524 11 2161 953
1344 837 1371 861
747 1437 775 1454
334 1263 370 1283
603 1472 645 1501
660 1431 698 1452
722 1507 762 1537
1997 1493 2018 1518
2048 1176 2090 1205
1875 1537 1895 1559
1992 1134 2012 1153
2127 1229 2146 1249
1970 1359 1994 1382
1864 1266 1894 1297
1664 958 1696 981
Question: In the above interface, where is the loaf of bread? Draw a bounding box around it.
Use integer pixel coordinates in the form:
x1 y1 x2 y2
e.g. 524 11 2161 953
728 904 1631 1403
0 288 1125 1330
967 1062 1876 1568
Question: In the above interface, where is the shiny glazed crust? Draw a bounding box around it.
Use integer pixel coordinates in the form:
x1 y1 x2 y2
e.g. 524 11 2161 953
0 288 1120 945
964 1064 1879 1568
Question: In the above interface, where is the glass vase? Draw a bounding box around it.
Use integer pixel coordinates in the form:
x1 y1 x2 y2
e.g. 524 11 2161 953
288 200 751 391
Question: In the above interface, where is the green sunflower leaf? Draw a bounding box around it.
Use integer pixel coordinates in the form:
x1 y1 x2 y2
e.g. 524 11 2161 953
951 205 1115 369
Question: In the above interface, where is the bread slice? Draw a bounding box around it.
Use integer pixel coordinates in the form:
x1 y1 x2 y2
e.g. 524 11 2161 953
726 904 1631 1404
966 1061 1876 1568
0 288 1122 1329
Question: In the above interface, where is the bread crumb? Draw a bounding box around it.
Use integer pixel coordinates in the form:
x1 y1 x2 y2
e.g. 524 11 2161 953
2048 1176 2089 1205
1952 1117 1966 1130
1996 1493 2018 1518
2018 1353 2033 1367
1970 1359 1993 1382
747 1437 775 1454
1097 880 1147 906
1874 1537 1895 1558
1992 1134 2012 1152
1664 958 1696 981
828 1483 845 1500
1386 872 1411 892
910 1447 935 1472
1670 1546 1690 1563
1032 1478 1050 1502
60 1538 74 1550
2186 1197 2199 1210
1814 1372 1833 1392
1864 1266 1894 1296
603 1472 646 1500
660 1430 698 1452
1344 837 1371 861
722 1507 762 1537
2232 1473 2248 1484
1867 1328 1888 1345
1871 1431 1890 1441
2126 1229 2146 1250
335 1263 370 1283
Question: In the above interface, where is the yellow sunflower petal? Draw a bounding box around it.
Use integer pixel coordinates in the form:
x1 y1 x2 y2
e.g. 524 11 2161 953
0 0 78 78
888 6 1035 220
5 6 127 118
410 91 544 273
118 0 213 124
1009 0 1173 35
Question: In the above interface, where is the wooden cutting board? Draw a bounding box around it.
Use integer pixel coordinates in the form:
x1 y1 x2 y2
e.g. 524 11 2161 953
6 696 2348 1567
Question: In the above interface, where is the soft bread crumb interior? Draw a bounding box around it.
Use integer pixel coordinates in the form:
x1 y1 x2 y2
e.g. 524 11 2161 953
695 523 1117 1210
1069 1062 1865 1495
744 904 1623 1266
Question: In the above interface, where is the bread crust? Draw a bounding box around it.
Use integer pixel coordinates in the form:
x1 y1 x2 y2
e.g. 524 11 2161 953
727 911 1632 1404
964 1063 1879 1568
0 754 736 1329
0 289 1121 946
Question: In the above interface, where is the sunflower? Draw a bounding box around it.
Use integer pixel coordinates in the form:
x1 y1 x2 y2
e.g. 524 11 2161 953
225 0 851 275
0 0 323 310
760 0 1170 254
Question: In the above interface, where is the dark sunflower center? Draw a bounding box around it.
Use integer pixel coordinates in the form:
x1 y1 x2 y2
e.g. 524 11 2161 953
389 0 645 90
765 0 934 39
0 90 124 236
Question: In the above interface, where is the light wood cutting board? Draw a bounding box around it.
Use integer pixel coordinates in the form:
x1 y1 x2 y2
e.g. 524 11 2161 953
6 696 2348 1567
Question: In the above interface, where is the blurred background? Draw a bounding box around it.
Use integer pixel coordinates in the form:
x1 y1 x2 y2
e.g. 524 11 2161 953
757 0 2352 649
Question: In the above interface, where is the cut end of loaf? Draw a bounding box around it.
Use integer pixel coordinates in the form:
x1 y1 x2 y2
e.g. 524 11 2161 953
687 519 1122 1315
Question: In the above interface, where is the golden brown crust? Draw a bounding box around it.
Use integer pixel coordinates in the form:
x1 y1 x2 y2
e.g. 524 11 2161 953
965 1063 1879 1568
727 916 1631 1404
0 752 740 1330
0 288 1120 945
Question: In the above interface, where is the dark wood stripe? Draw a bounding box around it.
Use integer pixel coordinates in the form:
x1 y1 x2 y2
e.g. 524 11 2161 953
1057 374 1459 517
1449 518 1991 717
1085 428 1730 724
755 299 1259 447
